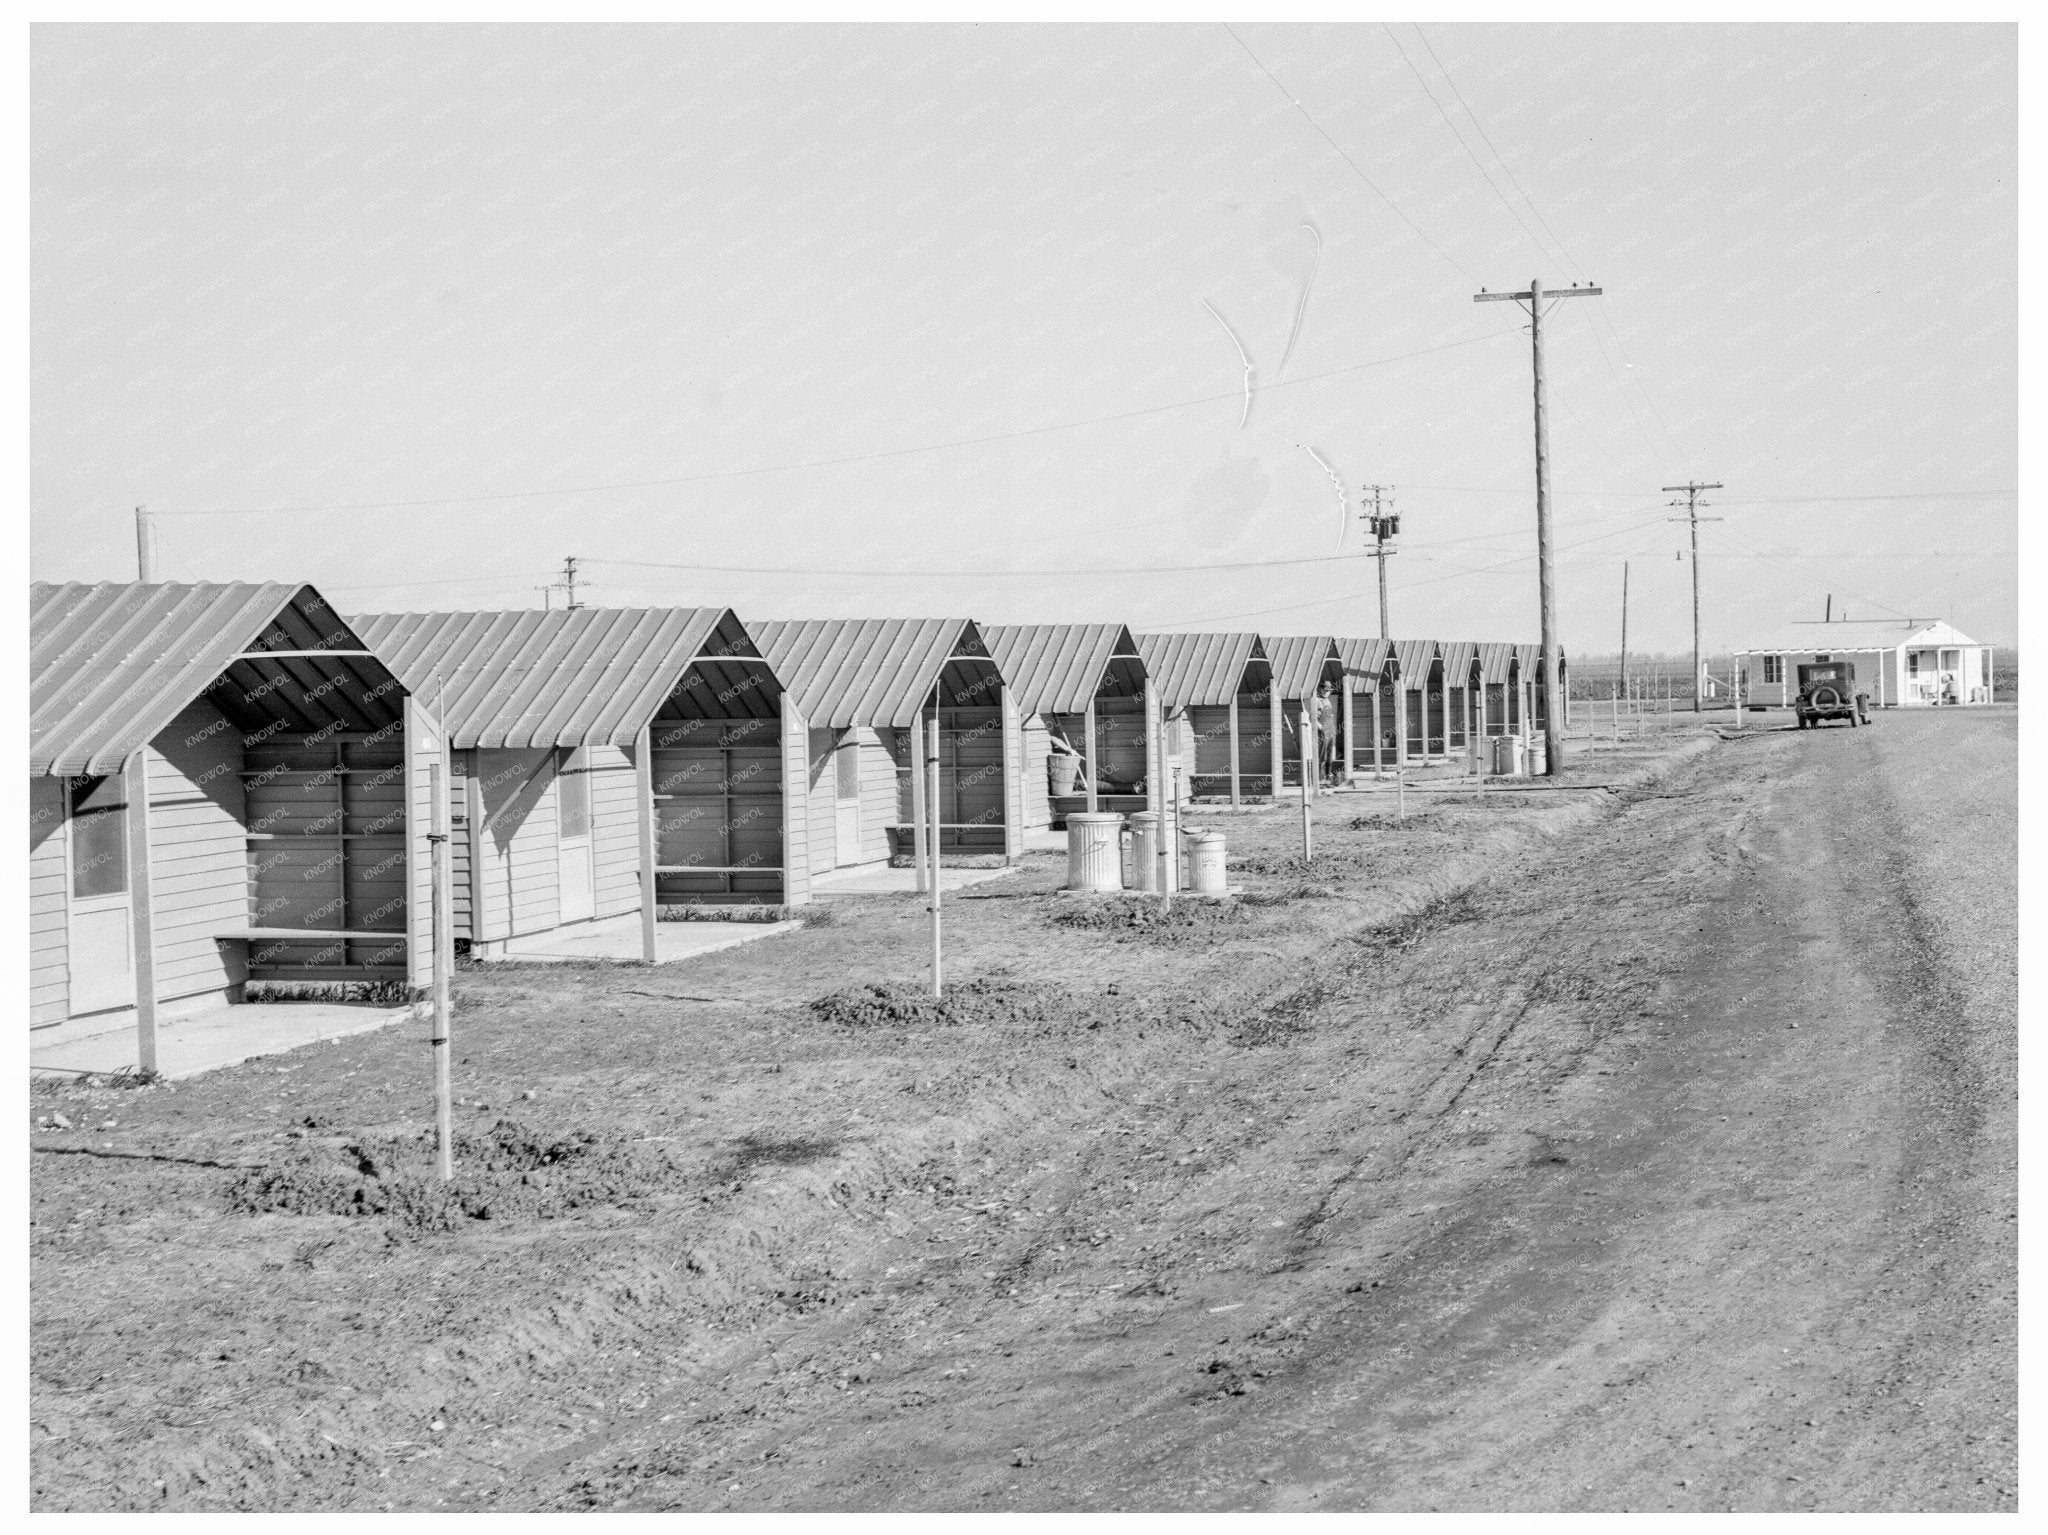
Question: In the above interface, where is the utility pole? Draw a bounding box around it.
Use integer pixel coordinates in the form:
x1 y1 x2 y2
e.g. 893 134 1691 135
135 505 156 581
562 556 581 610
1362 485 1399 639
1618 560 1630 699
1474 279 1602 777
1663 482 1724 712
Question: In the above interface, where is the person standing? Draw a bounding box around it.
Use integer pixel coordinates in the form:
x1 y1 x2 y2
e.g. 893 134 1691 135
1315 681 1341 786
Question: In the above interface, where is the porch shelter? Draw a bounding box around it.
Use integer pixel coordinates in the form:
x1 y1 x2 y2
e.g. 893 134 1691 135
354 607 799 959
1263 635 1346 793
30 582 438 1072
980 624 1149 829
1440 642 1480 764
1476 642 1523 741
754 619 1022 866
1393 640 1444 762
1134 631 1275 804
1336 636 1396 776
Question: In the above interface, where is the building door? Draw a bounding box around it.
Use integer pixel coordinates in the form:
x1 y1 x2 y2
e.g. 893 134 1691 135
834 736 862 865
67 774 134 1015
556 748 594 923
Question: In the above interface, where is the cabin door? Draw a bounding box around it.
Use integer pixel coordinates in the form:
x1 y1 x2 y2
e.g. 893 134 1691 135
834 737 862 865
556 749 594 924
67 775 135 1015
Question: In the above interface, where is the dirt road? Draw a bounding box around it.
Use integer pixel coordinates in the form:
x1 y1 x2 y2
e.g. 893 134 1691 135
30 711 2015 1511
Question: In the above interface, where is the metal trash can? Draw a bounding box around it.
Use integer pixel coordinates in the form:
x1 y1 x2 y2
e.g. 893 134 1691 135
1124 811 1159 893
1064 812 1124 893
1489 735 1524 776
1185 830 1228 895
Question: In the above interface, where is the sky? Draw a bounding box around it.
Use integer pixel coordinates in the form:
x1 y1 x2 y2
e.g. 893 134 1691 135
30 22 2017 656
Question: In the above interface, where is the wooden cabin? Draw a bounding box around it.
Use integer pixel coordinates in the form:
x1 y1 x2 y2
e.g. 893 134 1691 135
1735 619 1995 708
353 607 803 956
29 582 438 1068
1392 640 1443 762
1263 636 1346 791
1336 637 1395 775
1135 632 1275 803
1440 641 1479 760
1476 642 1522 740
980 624 1149 830
754 619 1022 866
1515 643 1569 737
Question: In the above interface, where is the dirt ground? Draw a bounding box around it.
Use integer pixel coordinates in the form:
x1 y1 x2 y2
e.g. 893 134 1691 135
29 708 2016 1512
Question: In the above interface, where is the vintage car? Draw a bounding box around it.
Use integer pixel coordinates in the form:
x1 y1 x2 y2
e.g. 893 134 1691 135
1795 661 1869 728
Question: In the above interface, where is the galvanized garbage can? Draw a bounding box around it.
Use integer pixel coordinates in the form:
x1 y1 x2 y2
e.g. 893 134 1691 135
1064 812 1124 894
1185 830 1228 895
1490 735 1523 776
1124 811 1159 893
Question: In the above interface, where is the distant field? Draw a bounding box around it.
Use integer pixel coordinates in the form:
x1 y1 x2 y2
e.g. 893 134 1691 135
1567 650 2018 705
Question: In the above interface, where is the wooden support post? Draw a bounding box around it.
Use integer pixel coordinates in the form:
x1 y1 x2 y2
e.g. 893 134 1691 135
1395 682 1408 821
1227 694 1241 806
124 748 158 1076
1268 688 1282 798
926 715 942 998
1154 692 1172 901
1084 697 1099 815
1299 699 1313 861
635 722 658 961
1370 684 1383 779
1342 679 1356 786
429 758 454 1181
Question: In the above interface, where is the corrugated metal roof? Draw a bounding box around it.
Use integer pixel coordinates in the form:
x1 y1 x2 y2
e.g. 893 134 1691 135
1440 641 1478 681
352 607 742 749
1263 635 1342 699
981 624 1143 715
1392 639 1439 690
1735 618 1974 654
1334 637 1392 691
31 581 381 777
1509 643 1568 682
753 619 995 728
1476 642 1519 684
1133 632 1268 708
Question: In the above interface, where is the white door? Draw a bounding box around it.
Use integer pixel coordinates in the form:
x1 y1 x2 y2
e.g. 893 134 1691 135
834 737 863 866
557 749 595 923
67 776 135 1014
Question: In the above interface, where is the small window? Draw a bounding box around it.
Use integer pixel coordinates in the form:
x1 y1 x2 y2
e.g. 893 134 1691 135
69 776 127 899
1907 652 1921 677
1762 656 1783 684
836 737 861 799
556 750 590 841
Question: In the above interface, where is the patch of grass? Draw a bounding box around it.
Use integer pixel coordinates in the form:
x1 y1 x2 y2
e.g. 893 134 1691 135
222 1119 674 1233
808 976 1065 1030
714 1133 840 1179
1355 888 1484 954
1231 845 1373 878
1047 897 1254 943
243 978 418 1006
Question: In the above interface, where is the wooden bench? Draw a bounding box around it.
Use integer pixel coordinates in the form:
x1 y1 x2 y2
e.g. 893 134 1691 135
215 927 408 983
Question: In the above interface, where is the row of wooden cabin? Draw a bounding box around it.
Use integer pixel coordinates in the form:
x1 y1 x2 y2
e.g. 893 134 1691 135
28 581 1563 1057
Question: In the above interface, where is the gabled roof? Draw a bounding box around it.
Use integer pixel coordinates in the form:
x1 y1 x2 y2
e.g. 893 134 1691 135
1392 639 1439 689
1263 635 1343 700
1134 632 1269 708
753 618 998 728
31 581 396 777
1335 637 1392 685
1440 641 1478 681
981 624 1144 715
1477 642 1520 684
352 607 753 749
1514 642 1566 680
1735 617 1980 655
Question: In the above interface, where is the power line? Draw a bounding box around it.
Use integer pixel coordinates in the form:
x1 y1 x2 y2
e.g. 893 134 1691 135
152 332 1511 518
586 551 1380 580
1222 23 1485 287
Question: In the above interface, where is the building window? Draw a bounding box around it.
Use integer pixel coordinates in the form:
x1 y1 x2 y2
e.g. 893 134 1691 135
1762 655 1783 684
556 749 590 841
1907 652 1921 677
69 775 127 899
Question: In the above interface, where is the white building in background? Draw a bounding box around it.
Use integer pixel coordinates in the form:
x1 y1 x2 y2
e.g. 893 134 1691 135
1736 619 1995 708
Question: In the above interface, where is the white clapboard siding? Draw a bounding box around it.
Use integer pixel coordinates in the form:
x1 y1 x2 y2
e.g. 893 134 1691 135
475 747 558 940
450 751 474 939
856 729 895 864
406 700 438 991
805 726 837 876
146 701 249 1004
780 694 809 904
30 775 68 1026
589 743 641 919
1020 716 1052 830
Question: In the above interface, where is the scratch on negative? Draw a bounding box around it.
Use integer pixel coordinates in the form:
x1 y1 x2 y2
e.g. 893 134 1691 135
1277 223 1323 378
1294 442 1348 551
1201 298 1254 429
